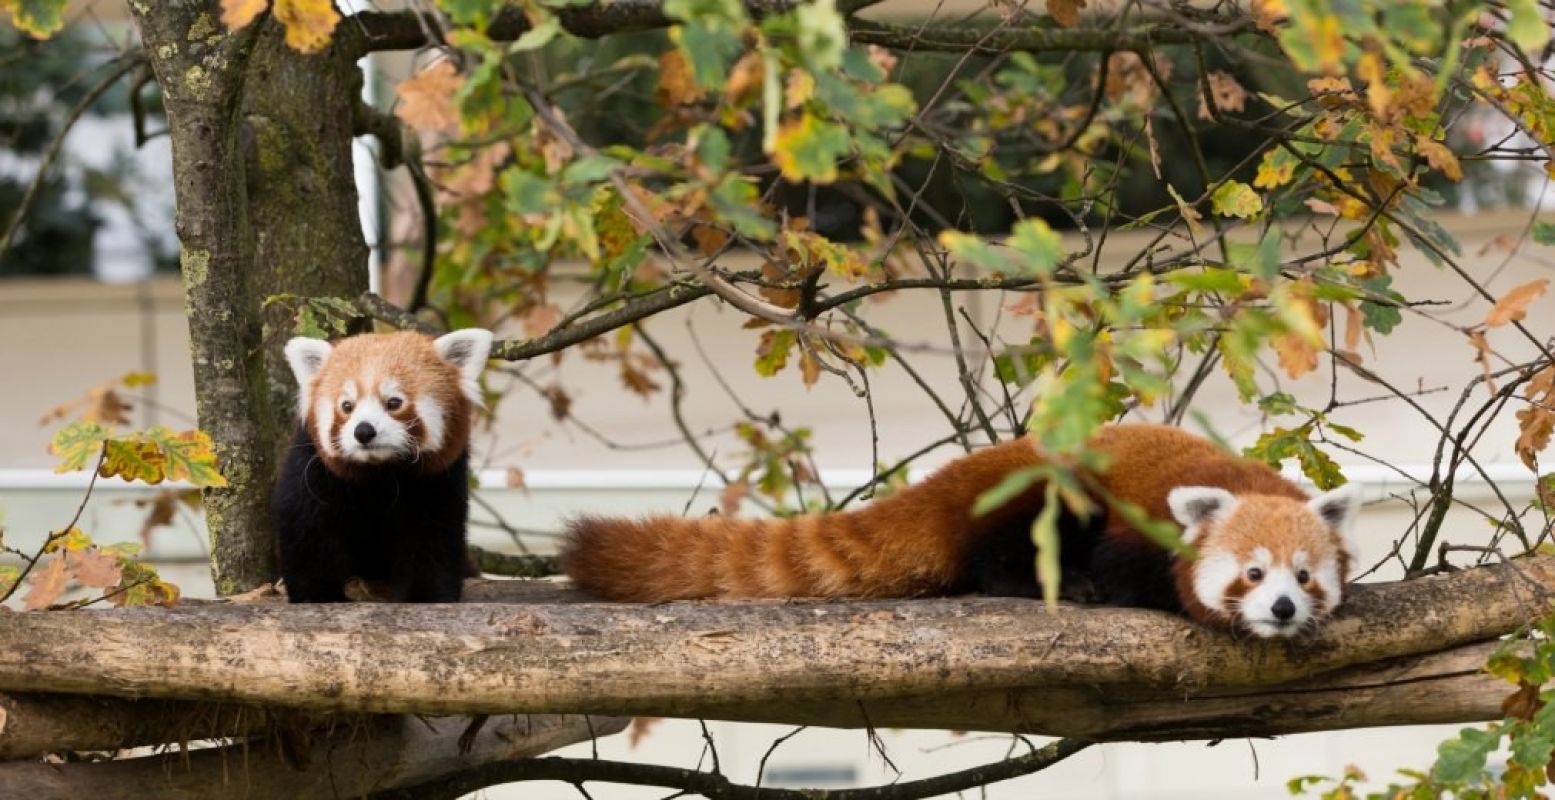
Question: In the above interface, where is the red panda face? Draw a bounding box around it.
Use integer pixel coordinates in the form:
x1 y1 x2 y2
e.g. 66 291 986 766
1169 485 1361 638
284 329 492 475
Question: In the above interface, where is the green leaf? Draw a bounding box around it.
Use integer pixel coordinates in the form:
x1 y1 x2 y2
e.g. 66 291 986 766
562 154 622 185
772 114 851 184
101 437 168 484
501 168 559 216
5 0 67 38
1007 218 1065 276
1166 268 1244 294
1359 275 1405 334
1532 220 1555 246
49 422 108 474
1507 0 1551 53
1510 726 1555 770
939 231 1015 273
1431 727 1500 783
0 564 17 597
508 14 562 52
1032 483 1062 609
972 466 1045 516
1211 181 1264 219
754 329 798 376
794 0 846 71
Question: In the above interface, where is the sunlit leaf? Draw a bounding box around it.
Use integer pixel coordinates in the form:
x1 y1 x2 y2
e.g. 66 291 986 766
1210 181 1264 218
49 422 108 474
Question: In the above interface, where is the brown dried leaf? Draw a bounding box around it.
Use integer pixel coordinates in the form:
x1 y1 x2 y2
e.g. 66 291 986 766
396 61 463 132
1486 278 1549 328
1046 0 1085 26
22 556 69 611
627 717 661 748
1468 329 1496 392
138 490 179 548
620 363 661 398
67 549 122 589
798 346 821 388
524 303 562 338
656 50 704 107
1274 333 1319 380
82 387 133 426
724 52 764 105
1344 303 1363 355
866 45 898 76
719 481 750 515
541 383 573 421
1517 366 1555 470
506 467 528 490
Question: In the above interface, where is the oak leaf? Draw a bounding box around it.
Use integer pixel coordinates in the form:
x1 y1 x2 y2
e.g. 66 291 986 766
21 556 69 611
1486 279 1549 327
272 0 339 54
1197 71 1248 120
657 50 704 107
221 0 268 31
1046 0 1084 27
396 61 463 132
719 481 750 515
67 549 123 589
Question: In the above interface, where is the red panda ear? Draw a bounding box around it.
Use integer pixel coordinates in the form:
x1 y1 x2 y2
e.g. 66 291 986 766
1167 486 1237 543
284 337 333 417
1307 484 1362 558
433 329 494 404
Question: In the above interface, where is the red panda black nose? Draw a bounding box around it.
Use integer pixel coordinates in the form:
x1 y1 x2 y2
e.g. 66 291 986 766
1271 596 1296 621
354 422 377 444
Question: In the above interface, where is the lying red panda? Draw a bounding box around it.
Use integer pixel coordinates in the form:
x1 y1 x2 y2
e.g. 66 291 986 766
561 424 1362 638
273 329 492 603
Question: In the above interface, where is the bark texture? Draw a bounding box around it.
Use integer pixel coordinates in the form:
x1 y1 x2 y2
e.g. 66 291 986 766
0 712 624 799
0 559 1547 739
0 694 279 760
130 5 371 595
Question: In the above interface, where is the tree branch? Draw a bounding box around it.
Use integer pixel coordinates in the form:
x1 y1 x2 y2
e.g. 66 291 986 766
370 737 1091 800
0 557 1546 740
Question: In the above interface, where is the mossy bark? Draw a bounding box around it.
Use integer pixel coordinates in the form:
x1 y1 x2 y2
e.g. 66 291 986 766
129 4 369 595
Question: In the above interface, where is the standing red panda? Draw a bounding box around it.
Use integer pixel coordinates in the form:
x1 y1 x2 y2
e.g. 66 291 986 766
561 424 1362 638
273 329 492 603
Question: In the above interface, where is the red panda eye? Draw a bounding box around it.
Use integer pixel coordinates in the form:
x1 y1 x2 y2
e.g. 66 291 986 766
1297 570 1310 584
1246 567 1264 582
386 397 404 412
340 400 354 413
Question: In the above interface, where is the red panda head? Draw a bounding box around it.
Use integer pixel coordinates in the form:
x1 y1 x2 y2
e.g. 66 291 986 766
1167 484 1361 638
283 329 493 476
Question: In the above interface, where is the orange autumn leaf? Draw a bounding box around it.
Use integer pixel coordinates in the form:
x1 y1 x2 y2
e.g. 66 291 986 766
272 0 339 54
656 50 704 107
1486 278 1549 327
1274 333 1319 380
719 481 750 515
1517 366 1555 470
22 555 69 610
1046 0 1085 27
396 61 463 132
1417 136 1463 182
221 0 269 31
523 303 562 338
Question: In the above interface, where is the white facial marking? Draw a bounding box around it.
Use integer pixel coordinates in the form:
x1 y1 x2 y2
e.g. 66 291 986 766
337 388 414 464
1239 565 1311 639
1168 486 1239 545
1192 551 1241 614
1312 557 1342 615
313 394 337 456
417 393 446 453
284 337 333 419
433 329 494 405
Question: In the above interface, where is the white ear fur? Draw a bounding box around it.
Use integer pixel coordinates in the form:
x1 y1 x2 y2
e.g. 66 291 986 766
1167 486 1238 544
434 328 493 405
1308 483 1363 560
284 337 333 419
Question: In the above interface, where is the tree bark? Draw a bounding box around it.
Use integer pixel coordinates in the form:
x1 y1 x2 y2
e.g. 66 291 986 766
241 20 370 447
0 558 1545 739
130 5 372 595
129 2 273 596
0 712 624 799
0 694 283 760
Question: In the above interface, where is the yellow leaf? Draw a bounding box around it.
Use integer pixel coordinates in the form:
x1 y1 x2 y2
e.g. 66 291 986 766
145 427 230 488
1210 180 1263 218
1274 333 1319 379
1486 278 1549 327
271 0 339 54
784 69 814 110
1416 135 1463 182
1357 51 1392 120
220 0 269 31
798 346 821 388
120 371 157 388
395 61 463 132
100 437 169 484
1251 0 1287 33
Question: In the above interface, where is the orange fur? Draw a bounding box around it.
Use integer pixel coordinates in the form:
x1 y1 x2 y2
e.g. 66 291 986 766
562 424 1345 614
302 332 472 476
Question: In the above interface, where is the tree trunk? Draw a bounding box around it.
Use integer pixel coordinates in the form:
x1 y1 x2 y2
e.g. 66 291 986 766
240 22 370 446
0 559 1544 739
129 5 371 595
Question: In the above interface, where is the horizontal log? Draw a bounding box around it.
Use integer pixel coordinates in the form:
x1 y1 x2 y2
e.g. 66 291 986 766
0 558 1547 739
0 694 280 760
0 713 625 800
